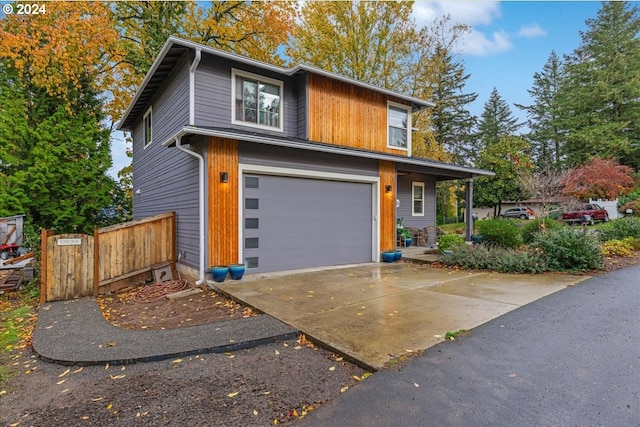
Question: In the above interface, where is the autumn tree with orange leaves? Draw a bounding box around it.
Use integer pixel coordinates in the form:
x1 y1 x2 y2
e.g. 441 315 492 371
0 2 123 232
562 158 635 202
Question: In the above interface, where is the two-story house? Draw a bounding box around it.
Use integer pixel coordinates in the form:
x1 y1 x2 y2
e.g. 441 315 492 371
118 37 492 283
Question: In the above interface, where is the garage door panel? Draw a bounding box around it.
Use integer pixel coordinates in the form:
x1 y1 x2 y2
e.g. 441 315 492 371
243 174 373 273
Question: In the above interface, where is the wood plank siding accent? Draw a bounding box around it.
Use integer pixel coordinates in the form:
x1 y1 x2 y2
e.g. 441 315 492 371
208 137 239 266
307 73 410 155
379 160 396 251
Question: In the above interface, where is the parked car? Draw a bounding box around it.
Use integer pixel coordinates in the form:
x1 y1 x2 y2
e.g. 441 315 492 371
561 203 609 225
499 207 535 220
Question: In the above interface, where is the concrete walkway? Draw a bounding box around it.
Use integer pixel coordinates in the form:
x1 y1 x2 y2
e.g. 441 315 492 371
213 263 586 369
301 266 640 426
32 298 297 366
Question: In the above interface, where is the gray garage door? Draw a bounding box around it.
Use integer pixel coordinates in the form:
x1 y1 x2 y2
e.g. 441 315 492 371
242 174 374 273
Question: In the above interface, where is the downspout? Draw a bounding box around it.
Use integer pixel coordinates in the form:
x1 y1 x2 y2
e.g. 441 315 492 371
189 47 201 125
175 135 205 286
173 47 205 286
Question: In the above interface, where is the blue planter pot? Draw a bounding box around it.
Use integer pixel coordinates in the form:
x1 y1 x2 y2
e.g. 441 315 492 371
393 250 402 261
382 252 395 263
210 265 229 282
405 237 412 247
228 264 246 280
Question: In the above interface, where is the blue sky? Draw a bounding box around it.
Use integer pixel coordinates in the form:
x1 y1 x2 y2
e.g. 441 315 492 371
412 1 604 123
109 1 610 178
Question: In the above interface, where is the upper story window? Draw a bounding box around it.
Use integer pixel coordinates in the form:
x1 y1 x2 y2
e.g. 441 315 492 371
143 106 152 148
387 101 411 152
232 69 283 132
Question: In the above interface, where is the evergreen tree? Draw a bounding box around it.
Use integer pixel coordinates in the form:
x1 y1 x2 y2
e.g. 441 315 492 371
428 45 478 165
516 51 566 170
556 1 640 169
0 3 119 233
476 88 521 162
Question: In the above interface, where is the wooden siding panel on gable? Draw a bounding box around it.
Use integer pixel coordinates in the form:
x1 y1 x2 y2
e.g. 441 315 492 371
207 137 239 266
307 73 409 155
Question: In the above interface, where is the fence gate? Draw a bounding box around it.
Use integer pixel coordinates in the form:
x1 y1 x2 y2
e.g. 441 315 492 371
43 233 94 302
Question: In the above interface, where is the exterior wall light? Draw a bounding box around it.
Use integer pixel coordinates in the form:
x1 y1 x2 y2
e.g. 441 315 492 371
385 185 392 193
220 172 229 183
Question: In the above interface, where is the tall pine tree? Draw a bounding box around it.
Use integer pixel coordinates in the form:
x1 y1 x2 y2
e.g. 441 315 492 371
428 45 478 165
556 1 640 169
475 88 521 163
516 51 565 170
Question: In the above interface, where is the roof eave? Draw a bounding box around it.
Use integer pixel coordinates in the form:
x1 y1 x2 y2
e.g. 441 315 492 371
162 126 493 179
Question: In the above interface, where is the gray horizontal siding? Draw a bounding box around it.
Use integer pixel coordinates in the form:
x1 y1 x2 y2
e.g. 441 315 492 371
194 55 299 138
239 142 378 177
131 54 200 268
151 55 190 146
296 73 307 139
397 173 436 229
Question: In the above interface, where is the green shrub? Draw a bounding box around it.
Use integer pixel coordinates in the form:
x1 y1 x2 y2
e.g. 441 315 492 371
475 219 522 249
441 245 548 274
597 217 640 242
531 228 604 271
601 239 634 257
618 188 640 209
521 217 565 244
438 234 465 253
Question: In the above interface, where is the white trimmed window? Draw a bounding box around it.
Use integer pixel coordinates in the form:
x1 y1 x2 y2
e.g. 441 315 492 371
387 101 411 151
232 69 283 132
412 182 424 216
143 107 152 148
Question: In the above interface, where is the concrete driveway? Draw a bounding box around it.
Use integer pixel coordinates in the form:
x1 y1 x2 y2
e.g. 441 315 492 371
213 263 586 369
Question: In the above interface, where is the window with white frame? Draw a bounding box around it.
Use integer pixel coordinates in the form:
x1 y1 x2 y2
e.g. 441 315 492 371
232 69 283 131
143 107 152 148
412 182 424 216
387 102 411 150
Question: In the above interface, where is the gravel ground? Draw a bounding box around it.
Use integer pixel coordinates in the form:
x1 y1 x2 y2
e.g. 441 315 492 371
1 338 369 426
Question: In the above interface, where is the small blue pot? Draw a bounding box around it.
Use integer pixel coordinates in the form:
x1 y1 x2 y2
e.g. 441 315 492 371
393 250 402 261
382 252 395 263
405 237 412 247
210 265 229 282
228 264 246 280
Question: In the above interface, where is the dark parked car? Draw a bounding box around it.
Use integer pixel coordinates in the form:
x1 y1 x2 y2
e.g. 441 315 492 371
499 207 535 220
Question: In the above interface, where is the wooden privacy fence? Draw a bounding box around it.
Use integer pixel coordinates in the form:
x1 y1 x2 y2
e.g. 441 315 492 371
41 212 176 303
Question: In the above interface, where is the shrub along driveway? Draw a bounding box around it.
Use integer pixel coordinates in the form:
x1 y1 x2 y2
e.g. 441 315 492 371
213 263 586 369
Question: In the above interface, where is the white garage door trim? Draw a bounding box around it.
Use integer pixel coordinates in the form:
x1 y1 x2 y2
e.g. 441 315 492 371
237 163 380 267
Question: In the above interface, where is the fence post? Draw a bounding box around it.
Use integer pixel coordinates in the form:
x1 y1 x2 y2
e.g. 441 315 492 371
93 227 99 296
39 229 54 304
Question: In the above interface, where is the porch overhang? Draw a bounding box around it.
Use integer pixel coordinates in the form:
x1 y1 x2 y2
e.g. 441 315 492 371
162 126 494 181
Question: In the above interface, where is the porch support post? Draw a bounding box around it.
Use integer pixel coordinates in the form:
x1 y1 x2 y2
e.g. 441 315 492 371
465 178 474 243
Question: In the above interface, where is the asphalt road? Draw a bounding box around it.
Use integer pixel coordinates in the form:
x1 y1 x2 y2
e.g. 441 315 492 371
303 267 640 427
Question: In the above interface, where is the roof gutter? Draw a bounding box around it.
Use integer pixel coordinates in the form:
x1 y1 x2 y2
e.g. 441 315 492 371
173 134 206 287
167 126 494 178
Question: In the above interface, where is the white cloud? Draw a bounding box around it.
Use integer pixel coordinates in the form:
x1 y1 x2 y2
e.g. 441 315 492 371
517 23 547 38
460 28 512 56
412 1 510 57
412 1 502 27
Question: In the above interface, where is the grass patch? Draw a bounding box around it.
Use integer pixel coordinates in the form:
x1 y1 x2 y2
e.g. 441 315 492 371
0 285 39 387
444 329 468 341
